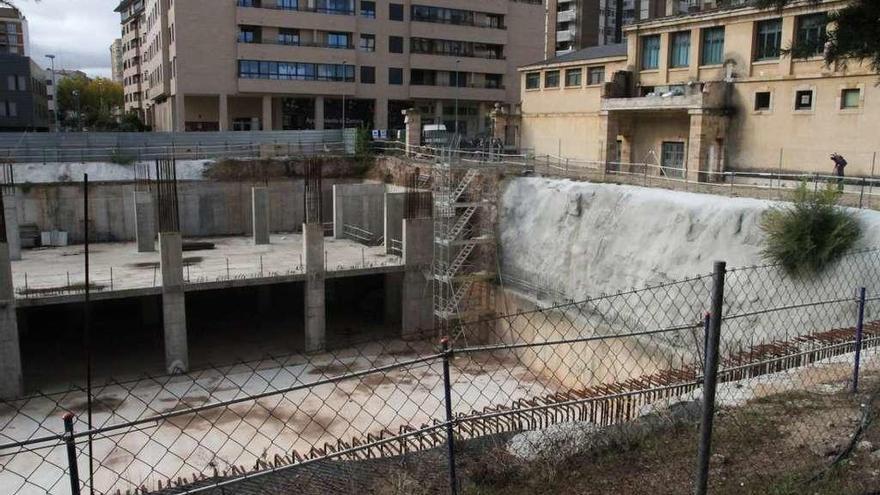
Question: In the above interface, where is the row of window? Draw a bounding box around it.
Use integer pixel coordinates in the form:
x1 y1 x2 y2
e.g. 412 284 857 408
237 1 505 28
753 87 863 113
239 26 505 59
525 66 606 90
237 60 504 88
639 12 827 70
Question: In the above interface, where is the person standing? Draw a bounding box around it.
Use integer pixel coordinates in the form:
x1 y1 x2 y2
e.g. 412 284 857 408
830 153 847 192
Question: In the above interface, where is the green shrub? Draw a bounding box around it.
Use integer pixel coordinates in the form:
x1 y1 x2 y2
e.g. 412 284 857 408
109 149 136 165
760 182 861 277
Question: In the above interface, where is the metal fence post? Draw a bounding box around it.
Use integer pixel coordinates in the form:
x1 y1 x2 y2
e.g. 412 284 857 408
695 261 725 495
853 287 867 393
440 337 458 495
63 412 82 495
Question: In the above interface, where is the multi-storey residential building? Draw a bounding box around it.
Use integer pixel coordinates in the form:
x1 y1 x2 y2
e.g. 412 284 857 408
520 0 879 178
116 0 146 118
0 7 29 56
0 53 49 131
545 0 725 56
114 0 545 134
110 38 125 85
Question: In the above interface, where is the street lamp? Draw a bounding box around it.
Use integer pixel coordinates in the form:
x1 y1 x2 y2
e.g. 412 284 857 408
72 89 82 132
341 60 347 130
454 59 460 135
45 54 59 131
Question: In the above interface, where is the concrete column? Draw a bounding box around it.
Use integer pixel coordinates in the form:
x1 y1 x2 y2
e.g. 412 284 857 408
332 185 342 239
404 108 422 156
687 111 706 183
3 189 20 261
314 96 325 130
160 232 188 374
174 93 186 132
0 239 22 399
218 94 228 131
303 223 325 353
262 95 273 131
375 96 389 131
133 190 156 253
478 102 487 134
252 186 270 245
384 272 402 328
598 112 619 173
401 218 433 339
384 192 405 255
434 100 443 123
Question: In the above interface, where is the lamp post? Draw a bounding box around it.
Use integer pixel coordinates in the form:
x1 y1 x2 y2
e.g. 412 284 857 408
45 54 59 131
454 59 460 135
341 60 347 130
72 89 82 132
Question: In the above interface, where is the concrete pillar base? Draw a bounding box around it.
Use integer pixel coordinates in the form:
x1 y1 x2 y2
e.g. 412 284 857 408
252 187 270 245
160 232 188 374
303 223 325 353
401 218 433 338
0 241 22 398
134 191 156 252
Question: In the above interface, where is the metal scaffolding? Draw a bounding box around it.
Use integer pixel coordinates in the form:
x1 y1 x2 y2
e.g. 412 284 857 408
432 137 497 340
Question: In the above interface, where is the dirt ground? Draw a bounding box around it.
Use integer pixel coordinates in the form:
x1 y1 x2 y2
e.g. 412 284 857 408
364 372 880 495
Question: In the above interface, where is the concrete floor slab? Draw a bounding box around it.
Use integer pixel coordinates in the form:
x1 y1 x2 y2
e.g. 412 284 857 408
10 234 400 301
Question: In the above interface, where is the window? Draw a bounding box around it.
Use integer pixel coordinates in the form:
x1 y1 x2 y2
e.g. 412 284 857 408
841 88 860 109
327 32 350 49
755 19 782 60
565 68 581 87
238 26 257 43
389 3 404 21
701 27 724 65
670 31 690 68
525 72 540 90
389 36 404 54
360 0 376 18
754 91 771 111
359 34 375 52
237 60 354 81
641 35 660 70
796 13 827 57
276 0 298 9
544 70 559 88
794 89 814 110
661 142 685 179
388 67 403 84
278 28 299 45
361 65 375 84
587 66 605 85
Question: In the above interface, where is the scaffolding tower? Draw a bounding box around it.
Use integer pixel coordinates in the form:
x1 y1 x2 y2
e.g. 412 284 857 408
432 137 497 340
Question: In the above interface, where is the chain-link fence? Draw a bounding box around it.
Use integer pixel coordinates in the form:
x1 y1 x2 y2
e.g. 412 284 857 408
1 249 877 494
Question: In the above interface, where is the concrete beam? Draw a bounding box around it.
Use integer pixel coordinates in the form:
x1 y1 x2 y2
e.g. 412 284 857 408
303 223 325 353
134 191 156 253
401 218 433 339
4 189 21 261
160 232 188 374
252 187 270 245
0 240 22 398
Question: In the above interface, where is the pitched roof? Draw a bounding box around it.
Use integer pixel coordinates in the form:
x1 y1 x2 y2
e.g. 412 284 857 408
522 43 628 69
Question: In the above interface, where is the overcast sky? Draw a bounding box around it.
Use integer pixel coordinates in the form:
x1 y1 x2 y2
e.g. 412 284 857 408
16 0 119 78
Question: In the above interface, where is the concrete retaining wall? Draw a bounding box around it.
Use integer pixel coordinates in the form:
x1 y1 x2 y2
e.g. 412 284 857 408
13 178 349 243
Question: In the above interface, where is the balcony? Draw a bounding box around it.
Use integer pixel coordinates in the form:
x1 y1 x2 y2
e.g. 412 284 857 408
556 9 576 23
601 81 731 112
556 29 575 43
236 0 354 16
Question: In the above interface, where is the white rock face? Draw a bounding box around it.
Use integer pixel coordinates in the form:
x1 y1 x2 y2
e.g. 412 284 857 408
498 178 880 350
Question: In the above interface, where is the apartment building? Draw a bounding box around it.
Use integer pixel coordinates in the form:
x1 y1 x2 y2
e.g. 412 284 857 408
544 0 667 56
110 38 125 85
0 7 28 56
520 0 879 178
115 0 545 134
0 53 49 132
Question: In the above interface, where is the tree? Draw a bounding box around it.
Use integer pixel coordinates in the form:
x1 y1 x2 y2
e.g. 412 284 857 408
753 0 880 72
57 75 124 131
